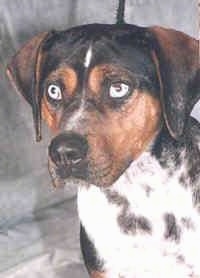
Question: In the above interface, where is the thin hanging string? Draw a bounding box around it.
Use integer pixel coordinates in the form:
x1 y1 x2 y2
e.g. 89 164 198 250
116 0 126 24
198 0 200 64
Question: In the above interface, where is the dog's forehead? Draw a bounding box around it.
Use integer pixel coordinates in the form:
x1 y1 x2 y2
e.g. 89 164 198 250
44 24 154 75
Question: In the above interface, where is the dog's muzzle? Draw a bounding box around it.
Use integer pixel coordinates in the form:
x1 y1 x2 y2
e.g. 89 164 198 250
48 133 89 182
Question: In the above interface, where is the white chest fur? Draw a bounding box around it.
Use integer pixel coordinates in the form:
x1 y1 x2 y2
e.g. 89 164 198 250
77 153 200 278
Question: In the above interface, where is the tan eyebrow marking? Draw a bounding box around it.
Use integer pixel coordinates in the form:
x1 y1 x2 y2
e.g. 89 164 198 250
88 65 105 94
41 98 57 131
88 64 131 96
47 66 77 96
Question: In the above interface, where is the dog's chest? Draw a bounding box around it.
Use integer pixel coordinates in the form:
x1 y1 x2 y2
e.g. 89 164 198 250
78 154 200 277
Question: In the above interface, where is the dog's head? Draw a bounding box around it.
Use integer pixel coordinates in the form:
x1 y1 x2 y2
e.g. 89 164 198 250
7 24 199 187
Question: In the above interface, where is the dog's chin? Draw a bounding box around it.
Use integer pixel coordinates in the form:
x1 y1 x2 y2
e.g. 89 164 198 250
48 158 88 188
49 173 114 189
48 156 131 188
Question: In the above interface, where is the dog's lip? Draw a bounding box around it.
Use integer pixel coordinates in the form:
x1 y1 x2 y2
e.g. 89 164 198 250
56 165 72 179
54 161 89 180
48 152 89 181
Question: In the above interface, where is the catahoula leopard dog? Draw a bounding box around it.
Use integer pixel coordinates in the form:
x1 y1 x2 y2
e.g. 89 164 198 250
6 1 200 277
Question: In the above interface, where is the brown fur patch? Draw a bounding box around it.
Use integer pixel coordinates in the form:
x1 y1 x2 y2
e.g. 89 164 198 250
47 66 77 96
81 88 162 186
88 64 133 96
87 65 161 161
41 96 62 133
90 271 107 278
97 89 161 160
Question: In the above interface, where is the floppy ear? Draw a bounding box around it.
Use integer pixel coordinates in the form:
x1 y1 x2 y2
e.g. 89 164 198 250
149 26 199 139
6 31 52 141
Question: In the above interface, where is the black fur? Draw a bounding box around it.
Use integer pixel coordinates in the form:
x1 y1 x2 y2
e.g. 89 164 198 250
164 213 181 242
80 224 104 274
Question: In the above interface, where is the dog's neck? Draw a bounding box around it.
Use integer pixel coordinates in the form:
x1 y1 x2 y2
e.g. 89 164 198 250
109 148 185 194
103 123 199 209
151 124 199 190
77 135 200 277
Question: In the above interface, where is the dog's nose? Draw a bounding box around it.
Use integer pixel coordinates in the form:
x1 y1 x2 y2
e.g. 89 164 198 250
49 133 88 166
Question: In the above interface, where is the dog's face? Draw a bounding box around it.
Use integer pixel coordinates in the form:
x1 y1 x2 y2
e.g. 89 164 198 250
6 24 199 187
43 25 162 187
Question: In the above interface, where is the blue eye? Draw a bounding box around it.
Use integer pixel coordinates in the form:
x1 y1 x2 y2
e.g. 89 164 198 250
47 84 62 100
109 82 130 98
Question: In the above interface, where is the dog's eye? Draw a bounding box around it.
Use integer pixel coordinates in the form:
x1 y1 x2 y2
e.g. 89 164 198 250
47 84 62 100
109 82 130 99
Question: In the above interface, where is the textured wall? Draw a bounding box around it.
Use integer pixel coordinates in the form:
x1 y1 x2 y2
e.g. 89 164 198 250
0 0 199 276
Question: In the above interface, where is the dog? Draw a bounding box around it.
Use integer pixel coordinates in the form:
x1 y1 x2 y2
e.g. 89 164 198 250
6 14 200 278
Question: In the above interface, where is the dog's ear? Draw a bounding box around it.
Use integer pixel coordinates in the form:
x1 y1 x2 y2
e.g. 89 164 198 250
149 26 199 139
6 31 53 141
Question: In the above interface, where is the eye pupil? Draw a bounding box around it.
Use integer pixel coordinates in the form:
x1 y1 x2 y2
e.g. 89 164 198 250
47 84 62 100
109 82 130 99
115 85 122 91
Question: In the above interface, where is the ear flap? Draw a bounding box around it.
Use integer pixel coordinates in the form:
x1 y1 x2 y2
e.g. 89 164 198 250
6 31 52 141
149 26 199 139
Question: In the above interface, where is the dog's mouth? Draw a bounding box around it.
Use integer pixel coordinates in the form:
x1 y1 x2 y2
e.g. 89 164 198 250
47 133 132 188
48 155 111 188
48 152 132 189
57 162 88 180
48 155 89 187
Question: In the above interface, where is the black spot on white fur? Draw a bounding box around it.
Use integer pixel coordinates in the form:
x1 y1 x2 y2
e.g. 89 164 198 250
176 255 185 264
105 190 152 234
164 213 181 242
143 184 153 197
181 217 195 230
118 213 152 234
